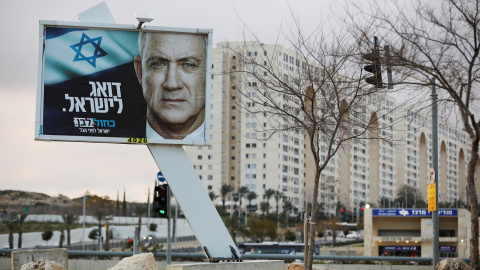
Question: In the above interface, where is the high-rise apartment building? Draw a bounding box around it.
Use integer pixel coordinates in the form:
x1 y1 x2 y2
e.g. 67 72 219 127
186 41 477 219
186 42 305 215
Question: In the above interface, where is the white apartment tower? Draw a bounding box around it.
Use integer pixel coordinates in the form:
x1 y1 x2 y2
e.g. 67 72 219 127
186 42 305 215
186 41 476 219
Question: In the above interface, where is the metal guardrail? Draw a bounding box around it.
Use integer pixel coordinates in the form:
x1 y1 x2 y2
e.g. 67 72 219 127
0 249 471 263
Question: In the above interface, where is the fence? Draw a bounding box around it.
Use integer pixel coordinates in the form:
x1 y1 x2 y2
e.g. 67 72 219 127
65 235 198 251
22 215 170 225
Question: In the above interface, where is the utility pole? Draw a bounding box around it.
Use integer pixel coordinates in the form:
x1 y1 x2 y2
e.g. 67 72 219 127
431 78 439 268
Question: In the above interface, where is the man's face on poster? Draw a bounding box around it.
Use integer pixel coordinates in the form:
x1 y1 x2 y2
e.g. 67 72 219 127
134 32 206 139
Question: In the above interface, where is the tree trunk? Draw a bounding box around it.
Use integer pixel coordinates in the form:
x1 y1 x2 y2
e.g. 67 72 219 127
105 226 110 251
306 164 321 269
466 140 479 270
17 231 22 249
138 217 142 238
67 228 71 246
59 231 65 248
9 233 13 249
98 224 102 249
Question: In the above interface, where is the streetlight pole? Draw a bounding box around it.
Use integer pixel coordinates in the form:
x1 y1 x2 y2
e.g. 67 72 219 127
82 190 90 251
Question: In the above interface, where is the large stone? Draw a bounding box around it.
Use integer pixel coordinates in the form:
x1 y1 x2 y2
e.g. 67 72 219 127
287 262 304 270
167 260 284 270
20 260 66 270
108 253 157 270
287 262 331 270
435 258 470 270
11 249 68 270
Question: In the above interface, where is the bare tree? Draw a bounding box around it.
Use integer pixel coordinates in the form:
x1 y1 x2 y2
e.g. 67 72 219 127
349 0 480 267
220 19 388 270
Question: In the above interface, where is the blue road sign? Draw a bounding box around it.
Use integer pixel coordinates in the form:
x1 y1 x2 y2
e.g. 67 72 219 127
157 171 166 182
372 208 457 217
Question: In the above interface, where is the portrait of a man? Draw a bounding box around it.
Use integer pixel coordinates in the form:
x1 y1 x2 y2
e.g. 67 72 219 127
134 32 206 141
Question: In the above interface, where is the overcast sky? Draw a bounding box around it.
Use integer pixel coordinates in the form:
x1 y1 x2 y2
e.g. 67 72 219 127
0 0 350 202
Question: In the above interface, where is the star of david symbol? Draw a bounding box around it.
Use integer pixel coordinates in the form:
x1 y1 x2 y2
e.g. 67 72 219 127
70 33 108 68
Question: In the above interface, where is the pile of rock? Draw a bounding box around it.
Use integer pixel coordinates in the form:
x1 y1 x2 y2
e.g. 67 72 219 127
107 253 157 270
435 258 470 270
20 260 66 270
17 252 157 270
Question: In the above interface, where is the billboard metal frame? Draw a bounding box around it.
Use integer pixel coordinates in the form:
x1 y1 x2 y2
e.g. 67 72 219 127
35 21 212 146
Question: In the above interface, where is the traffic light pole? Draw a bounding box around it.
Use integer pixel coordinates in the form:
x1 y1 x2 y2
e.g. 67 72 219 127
167 187 172 265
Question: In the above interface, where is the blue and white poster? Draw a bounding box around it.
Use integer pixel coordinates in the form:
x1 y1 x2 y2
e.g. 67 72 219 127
36 22 212 145
41 26 146 139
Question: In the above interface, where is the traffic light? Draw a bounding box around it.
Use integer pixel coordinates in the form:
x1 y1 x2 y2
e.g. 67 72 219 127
154 184 169 218
363 36 383 88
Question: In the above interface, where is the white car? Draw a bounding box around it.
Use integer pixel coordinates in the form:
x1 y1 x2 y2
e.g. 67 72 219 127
346 232 359 239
